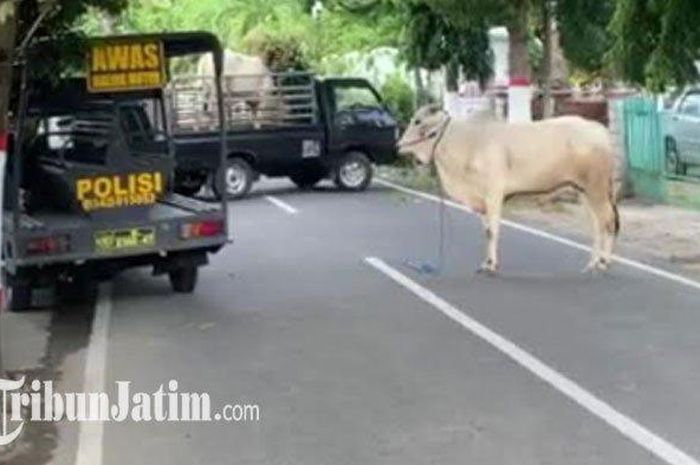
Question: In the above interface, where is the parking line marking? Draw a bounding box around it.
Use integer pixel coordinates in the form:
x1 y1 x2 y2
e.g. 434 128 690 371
365 256 699 465
265 195 299 215
375 177 700 293
75 283 112 465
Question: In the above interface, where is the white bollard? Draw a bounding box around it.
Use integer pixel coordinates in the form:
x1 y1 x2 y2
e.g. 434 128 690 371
508 76 532 123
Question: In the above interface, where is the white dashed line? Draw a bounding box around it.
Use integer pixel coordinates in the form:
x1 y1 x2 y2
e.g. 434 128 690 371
265 195 299 215
365 256 700 465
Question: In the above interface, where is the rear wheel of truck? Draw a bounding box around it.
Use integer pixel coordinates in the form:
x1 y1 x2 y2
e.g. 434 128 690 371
334 152 373 191
213 158 255 200
169 266 198 293
290 170 325 190
4 284 32 312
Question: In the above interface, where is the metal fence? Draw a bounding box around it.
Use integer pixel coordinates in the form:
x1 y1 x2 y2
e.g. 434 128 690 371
169 71 317 133
622 97 665 174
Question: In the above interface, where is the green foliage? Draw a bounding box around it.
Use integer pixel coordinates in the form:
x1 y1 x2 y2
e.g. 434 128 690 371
243 28 310 71
15 0 127 79
556 0 613 76
380 73 415 124
608 0 700 91
399 1 493 86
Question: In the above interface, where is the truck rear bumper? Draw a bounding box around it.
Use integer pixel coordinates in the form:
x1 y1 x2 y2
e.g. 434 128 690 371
3 200 229 273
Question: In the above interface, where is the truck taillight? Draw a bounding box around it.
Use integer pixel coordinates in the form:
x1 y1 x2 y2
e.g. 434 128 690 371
180 220 225 239
26 235 70 256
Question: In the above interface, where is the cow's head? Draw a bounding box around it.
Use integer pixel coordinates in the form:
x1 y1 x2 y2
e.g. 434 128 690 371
397 104 449 164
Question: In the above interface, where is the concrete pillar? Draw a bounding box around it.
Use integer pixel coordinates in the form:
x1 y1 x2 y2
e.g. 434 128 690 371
508 76 532 123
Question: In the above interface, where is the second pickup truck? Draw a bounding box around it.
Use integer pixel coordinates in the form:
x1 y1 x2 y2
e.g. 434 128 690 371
171 73 399 199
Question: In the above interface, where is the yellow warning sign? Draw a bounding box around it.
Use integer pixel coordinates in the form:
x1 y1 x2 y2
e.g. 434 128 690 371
76 172 165 211
88 40 166 93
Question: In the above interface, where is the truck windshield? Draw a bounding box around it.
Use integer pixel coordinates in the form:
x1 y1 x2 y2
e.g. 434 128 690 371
333 85 383 113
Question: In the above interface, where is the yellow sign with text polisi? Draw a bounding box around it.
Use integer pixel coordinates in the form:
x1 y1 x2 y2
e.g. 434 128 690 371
76 172 165 212
88 40 166 93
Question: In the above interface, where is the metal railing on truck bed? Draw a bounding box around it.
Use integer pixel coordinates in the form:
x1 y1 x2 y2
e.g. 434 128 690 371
169 71 317 133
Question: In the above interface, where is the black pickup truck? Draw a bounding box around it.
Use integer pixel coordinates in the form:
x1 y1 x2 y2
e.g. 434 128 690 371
171 74 399 199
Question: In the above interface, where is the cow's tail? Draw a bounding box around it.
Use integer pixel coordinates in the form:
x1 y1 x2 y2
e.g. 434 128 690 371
609 176 620 236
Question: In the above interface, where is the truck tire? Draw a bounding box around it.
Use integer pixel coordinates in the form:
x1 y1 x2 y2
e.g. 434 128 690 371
169 266 198 293
213 158 255 200
4 284 32 312
290 170 325 190
334 151 373 191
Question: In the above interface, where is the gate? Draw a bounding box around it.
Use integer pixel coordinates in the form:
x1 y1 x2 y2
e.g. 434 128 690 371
622 97 666 201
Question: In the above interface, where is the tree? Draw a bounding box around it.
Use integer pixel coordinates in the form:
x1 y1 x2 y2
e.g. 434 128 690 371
423 0 532 81
0 0 127 136
399 1 492 90
608 0 700 91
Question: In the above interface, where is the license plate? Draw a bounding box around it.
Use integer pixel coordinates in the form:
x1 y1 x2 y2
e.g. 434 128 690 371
95 227 156 253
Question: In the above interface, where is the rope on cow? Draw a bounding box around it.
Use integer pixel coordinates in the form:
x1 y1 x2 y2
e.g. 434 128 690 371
403 115 452 276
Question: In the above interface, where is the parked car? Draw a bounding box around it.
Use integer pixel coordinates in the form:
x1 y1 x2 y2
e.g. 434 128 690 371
664 89 700 175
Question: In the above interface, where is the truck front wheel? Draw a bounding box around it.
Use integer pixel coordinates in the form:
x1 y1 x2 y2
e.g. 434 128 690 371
169 266 198 293
213 158 255 200
334 152 373 191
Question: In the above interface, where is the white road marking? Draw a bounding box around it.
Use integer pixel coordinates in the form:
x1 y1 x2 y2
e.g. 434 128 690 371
265 195 299 215
75 283 112 465
376 177 700 293
365 256 699 465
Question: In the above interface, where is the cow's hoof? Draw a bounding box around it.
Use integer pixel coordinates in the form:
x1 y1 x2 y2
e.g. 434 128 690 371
582 258 610 273
477 260 498 275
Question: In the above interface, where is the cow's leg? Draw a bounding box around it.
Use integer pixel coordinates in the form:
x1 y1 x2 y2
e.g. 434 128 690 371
479 196 503 273
581 195 603 271
583 190 617 271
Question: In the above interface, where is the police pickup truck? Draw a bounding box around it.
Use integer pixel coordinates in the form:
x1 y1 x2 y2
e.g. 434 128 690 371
2 32 230 311
171 73 399 199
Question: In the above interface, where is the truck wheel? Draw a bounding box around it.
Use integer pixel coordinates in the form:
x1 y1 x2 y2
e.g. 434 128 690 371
290 170 325 190
334 152 373 191
169 266 198 293
4 284 32 312
213 158 254 200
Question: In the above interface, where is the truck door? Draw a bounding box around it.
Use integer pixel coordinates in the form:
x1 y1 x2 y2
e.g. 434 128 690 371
326 80 397 163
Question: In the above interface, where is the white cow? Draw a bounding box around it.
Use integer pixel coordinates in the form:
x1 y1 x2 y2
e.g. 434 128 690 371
196 50 282 126
398 105 619 273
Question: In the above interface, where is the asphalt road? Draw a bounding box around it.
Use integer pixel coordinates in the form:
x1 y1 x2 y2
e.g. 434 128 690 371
3 178 700 465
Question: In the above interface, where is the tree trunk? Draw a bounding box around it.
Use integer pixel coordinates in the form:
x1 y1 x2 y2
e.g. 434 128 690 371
0 14 17 135
507 0 531 82
445 61 459 92
541 0 555 118
413 68 426 107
